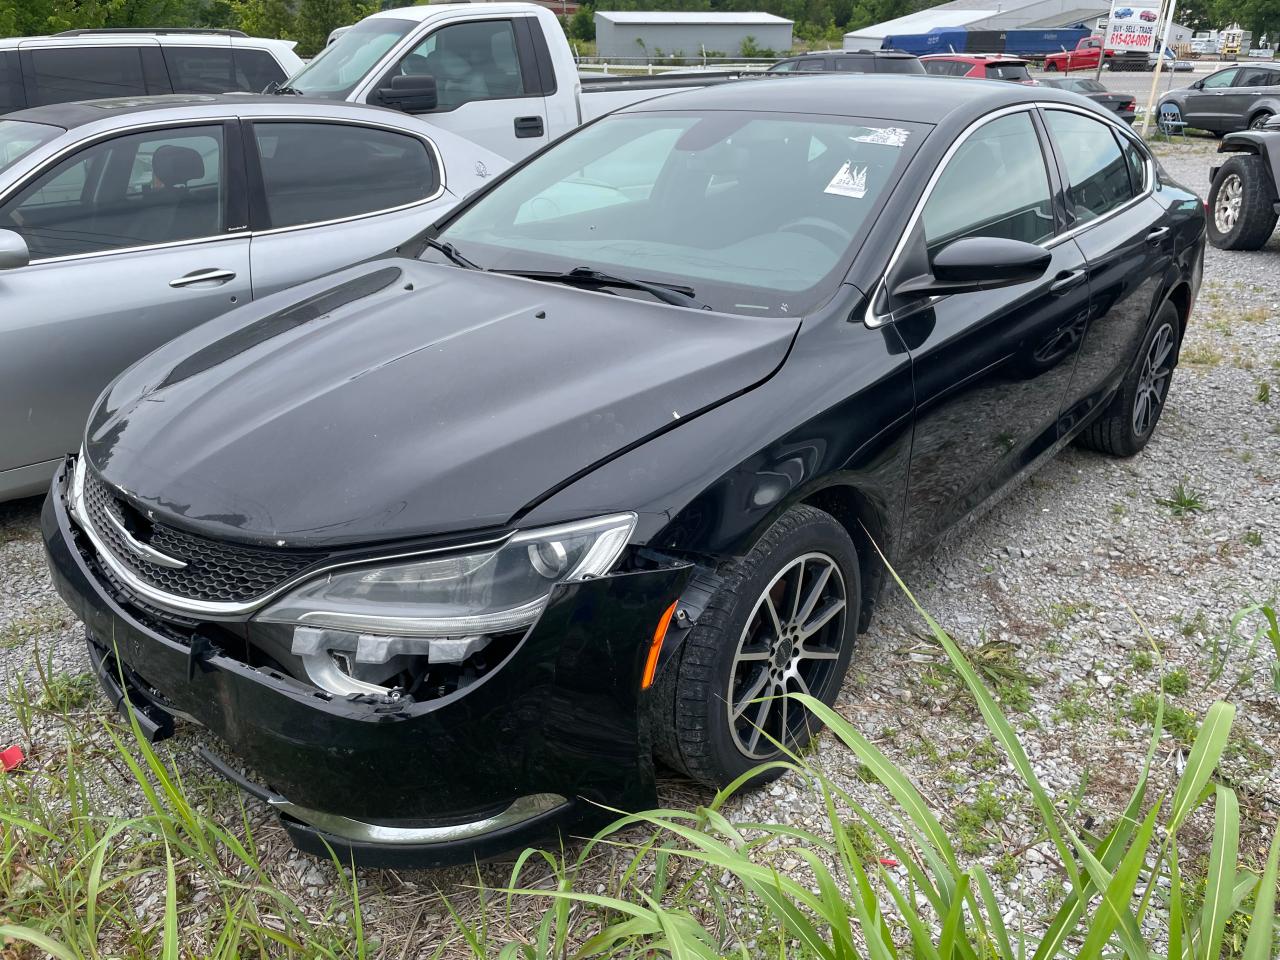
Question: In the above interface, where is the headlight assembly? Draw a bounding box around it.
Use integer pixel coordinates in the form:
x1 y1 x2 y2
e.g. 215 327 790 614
254 513 636 696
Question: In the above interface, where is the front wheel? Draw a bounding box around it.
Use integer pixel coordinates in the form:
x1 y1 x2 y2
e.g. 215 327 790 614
1076 300 1180 457
653 505 860 788
1207 154 1278 250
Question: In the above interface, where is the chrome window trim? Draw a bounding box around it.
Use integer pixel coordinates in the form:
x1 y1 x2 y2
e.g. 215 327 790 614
1 114 447 266
67 455 512 618
863 101 1155 329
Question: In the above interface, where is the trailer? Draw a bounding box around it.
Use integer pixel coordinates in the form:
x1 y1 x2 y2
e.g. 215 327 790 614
880 26 1089 59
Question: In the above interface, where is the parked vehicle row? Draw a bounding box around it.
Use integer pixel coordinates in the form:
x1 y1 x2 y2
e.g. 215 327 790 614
920 54 1037 83
0 96 504 500
0 28 301 114
38 72 1206 866
1038 76 1137 123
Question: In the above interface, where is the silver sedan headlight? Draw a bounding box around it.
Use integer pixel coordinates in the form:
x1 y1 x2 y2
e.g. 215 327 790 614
254 513 636 695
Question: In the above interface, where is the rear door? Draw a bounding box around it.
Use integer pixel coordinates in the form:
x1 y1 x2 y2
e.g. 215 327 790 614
244 118 444 297
1229 66 1280 128
890 108 1090 552
361 14 549 160
1042 108 1173 429
0 121 249 474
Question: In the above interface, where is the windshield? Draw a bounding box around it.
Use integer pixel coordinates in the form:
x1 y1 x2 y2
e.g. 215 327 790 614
284 17 416 98
436 111 926 316
0 120 62 176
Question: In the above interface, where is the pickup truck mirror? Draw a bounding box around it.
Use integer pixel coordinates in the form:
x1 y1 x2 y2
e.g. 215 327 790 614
0 229 30 270
379 74 438 113
892 237 1050 298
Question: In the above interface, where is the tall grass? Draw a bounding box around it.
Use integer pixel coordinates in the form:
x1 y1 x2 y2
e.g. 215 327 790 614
1 576 1276 958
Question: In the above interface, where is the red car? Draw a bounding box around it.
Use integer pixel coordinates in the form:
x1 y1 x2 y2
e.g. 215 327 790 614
920 55 1038 84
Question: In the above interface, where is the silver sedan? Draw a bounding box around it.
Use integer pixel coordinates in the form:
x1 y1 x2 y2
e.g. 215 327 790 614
0 95 504 500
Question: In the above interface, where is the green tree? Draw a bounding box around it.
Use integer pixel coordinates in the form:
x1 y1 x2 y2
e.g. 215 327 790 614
568 6 595 40
291 0 375 56
230 0 294 40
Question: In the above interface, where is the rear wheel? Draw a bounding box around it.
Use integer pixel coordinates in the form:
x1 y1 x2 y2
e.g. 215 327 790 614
1076 300 1180 457
1207 154 1278 250
653 505 860 788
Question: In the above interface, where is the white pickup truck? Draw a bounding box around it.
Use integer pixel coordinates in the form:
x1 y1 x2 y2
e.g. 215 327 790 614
276 2 743 160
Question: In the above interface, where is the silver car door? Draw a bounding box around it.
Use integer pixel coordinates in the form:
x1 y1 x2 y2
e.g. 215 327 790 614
0 121 250 483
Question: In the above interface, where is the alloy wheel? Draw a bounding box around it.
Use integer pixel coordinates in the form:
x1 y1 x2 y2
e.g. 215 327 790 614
1214 173 1243 234
1132 322 1175 438
726 552 847 759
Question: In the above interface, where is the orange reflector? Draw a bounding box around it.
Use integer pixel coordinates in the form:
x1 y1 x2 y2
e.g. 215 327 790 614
641 600 679 690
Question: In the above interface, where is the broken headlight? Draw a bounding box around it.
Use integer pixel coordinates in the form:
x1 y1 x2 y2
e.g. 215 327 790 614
253 513 635 696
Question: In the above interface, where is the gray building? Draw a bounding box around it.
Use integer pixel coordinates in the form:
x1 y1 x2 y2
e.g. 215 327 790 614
594 11 794 59
843 0 1108 50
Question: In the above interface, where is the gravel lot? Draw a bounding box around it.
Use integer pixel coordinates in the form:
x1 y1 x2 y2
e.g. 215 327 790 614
2 134 1277 953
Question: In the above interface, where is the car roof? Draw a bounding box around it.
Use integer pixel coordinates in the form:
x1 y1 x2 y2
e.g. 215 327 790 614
0 94 409 131
921 54 1029 63
0 31 293 51
366 2 541 23
620 74 1086 125
791 49 918 59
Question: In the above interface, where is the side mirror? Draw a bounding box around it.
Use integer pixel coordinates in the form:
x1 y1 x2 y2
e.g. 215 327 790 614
892 237 1051 298
0 229 29 270
1191 79 1203 89
378 74 438 113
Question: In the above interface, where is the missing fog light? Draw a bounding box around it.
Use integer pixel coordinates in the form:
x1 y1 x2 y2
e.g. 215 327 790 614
291 627 493 697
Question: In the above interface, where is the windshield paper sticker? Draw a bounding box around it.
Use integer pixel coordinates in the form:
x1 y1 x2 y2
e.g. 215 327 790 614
825 162 869 199
851 126 910 148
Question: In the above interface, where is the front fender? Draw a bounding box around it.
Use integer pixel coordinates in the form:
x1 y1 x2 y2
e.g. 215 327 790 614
1213 130 1280 201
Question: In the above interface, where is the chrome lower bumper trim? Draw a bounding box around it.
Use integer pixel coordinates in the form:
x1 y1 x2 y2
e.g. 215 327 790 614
269 792 570 846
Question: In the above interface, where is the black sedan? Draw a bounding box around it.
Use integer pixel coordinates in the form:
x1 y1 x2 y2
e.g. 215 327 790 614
44 76 1206 866
1038 76 1137 124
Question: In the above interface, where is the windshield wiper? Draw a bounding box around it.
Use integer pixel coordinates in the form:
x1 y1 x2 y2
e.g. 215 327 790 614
271 84 305 96
498 267 707 309
422 237 481 270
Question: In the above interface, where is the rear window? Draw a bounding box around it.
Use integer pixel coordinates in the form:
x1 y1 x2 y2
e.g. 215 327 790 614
923 59 970 76
27 46 151 105
234 48 287 91
987 63 1031 81
876 57 925 74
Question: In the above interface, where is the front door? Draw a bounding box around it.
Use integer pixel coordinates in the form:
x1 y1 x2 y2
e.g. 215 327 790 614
890 109 1090 553
1183 67 1238 131
363 16 548 161
0 121 250 475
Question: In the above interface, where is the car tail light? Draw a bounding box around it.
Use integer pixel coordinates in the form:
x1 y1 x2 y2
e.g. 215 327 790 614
1124 99 1136 111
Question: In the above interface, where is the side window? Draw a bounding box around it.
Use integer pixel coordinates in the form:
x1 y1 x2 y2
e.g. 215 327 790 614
835 57 870 72
164 46 235 93
1202 69 1237 89
27 47 150 105
233 48 287 92
922 111 1053 249
1237 67 1280 88
770 60 797 72
795 59 827 72
1119 134 1148 195
0 51 24 114
390 20 526 111
253 122 438 229
0 125 225 260
1045 110 1133 221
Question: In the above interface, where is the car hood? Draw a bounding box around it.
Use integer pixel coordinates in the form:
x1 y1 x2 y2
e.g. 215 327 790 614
86 259 798 547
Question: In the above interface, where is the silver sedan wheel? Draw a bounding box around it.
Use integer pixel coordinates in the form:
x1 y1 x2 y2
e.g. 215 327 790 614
1214 173 1243 235
1133 322 1175 438
726 552 847 759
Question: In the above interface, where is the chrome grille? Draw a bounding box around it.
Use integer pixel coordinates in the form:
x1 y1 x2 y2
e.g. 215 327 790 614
81 469 328 604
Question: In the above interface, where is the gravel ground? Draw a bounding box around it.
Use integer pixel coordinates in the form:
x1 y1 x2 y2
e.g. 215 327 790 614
2 134 1278 954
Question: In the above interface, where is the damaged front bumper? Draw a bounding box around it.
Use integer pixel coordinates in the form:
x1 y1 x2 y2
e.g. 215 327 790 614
43 460 690 867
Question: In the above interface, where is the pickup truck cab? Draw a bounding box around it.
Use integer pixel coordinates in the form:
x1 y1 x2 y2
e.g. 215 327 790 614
277 3 732 160
1043 37 1110 72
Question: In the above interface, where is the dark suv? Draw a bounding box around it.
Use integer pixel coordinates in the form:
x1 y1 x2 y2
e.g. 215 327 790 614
768 50 924 74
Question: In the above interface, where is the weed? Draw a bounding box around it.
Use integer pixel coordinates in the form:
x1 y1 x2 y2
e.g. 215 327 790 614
1131 650 1155 672
1156 480 1207 517
0 604 71 650
1258 381 1272 405
36 672 98 712
954 782 1009 855
1178 609 1210 637
1055 683 1097 725
1126 691 1199 744
1181 342 1224 366
1243 529 1263 547
1163 668 1191 696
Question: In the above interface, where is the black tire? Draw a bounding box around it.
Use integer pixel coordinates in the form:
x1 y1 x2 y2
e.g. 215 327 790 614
1249 111 1273 130
1076 300 1180 457
1044 61 1058 72
1207 154 1279 251
653 505 860 789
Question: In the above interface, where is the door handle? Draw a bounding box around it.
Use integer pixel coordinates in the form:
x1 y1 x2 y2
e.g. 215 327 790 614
1049 269 1087 294
1146 226 1171 244
514 115 544 138
170 268 236 288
